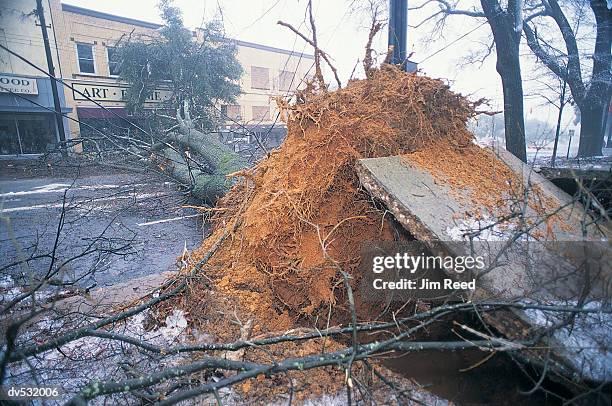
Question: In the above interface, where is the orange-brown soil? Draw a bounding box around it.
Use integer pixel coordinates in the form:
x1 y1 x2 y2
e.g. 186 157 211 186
153 66 499 402
190 66 477 332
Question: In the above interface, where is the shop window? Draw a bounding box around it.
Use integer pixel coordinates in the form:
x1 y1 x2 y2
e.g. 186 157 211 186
251 66 269 90
0 115 20 155
0 113 56 155
278 70 295 91
17 114 55 154
252 106 270 121
76 43 95 74
107 47 120 76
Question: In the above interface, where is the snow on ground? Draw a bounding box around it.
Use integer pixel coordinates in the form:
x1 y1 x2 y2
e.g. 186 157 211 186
445 216 518 241
0 183 151 198
0 275 71 307
474 134 612 166
524 301 612 382
0 183 72 197
6 306 195 404
5 306 450 405
0 274 12 289
0 192 165 214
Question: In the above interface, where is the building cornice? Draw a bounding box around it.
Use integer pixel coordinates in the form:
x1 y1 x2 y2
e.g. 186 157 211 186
61 3 163 29
233 39 315 60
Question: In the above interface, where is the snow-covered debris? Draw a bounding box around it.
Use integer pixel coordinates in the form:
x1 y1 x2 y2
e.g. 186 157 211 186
0 274 14 289
1 287 22 302
159 309 189 342
525 301 612 382
6 307 193 404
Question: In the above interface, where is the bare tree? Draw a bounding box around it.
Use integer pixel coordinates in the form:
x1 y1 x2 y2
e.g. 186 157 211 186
528 68 573 166
522 0 611 157
409 0 550 162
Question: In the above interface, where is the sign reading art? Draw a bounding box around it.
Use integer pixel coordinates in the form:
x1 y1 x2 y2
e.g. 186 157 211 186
72 82 172 104
0 74 38 95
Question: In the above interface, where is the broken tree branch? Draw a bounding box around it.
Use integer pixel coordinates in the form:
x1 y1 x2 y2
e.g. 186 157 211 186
276 16 342 89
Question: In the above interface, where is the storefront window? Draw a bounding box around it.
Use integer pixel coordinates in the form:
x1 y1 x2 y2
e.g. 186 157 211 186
17 115 56 154
0 115 20 155
0 113 56 155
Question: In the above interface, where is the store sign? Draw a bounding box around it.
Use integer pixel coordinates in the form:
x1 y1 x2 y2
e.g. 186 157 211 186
72 83 172 104
0 75 38 95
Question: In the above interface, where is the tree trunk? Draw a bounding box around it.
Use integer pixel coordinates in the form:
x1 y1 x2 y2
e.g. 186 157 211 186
498 61 527 162
481 0 527 162
169 130 247 176
156 147 240 205
577 102 606 157
551 80 567 167
576 0 611 157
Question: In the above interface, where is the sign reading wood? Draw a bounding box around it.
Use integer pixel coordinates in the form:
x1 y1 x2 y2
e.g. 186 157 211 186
72 82 172 104
0 74 38 95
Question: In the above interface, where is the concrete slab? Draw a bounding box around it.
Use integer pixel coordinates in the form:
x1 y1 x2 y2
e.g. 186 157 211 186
356 146 611 383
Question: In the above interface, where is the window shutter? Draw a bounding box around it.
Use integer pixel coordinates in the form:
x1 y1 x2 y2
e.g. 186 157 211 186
278 70 295 91
252 106 270 121
251 66 270 90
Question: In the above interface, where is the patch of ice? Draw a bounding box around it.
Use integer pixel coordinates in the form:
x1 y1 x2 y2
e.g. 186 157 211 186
445 217 516 241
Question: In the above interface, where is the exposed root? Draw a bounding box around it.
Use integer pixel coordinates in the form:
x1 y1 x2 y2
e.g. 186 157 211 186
277 0 342 89
173 65 482 335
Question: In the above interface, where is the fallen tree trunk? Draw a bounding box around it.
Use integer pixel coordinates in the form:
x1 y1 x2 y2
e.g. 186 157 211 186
156 112 248 204
95 104 248 205
156 147 241 205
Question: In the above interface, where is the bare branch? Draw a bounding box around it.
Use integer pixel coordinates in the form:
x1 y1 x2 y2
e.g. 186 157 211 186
277 13 342 89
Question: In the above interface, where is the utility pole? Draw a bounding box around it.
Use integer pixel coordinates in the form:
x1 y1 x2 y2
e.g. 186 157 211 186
35 0 67 151
388 0 408 67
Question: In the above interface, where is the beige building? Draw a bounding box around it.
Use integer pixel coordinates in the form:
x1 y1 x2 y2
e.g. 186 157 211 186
0 0 314 156
0 0 71 155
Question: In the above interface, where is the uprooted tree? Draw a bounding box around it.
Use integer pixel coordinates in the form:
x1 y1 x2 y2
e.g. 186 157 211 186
5 41 611 406
84 0 247 204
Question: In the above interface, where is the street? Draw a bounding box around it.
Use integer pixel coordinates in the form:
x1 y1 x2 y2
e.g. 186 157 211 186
0 171 206 289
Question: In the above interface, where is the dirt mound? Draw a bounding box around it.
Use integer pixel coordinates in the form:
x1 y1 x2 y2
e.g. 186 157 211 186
184 65 479 333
